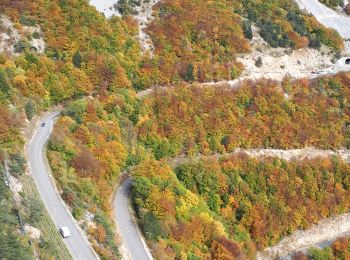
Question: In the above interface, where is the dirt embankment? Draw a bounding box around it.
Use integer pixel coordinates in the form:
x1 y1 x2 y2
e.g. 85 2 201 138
171 147 350 167
134 0 161 55
0 15 45 55
257 213 350 259
237 26 335 82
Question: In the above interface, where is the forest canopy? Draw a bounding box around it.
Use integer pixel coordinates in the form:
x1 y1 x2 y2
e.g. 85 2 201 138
144 0 343 84
132 155 350 259
0 0 348 259
138 72 350 159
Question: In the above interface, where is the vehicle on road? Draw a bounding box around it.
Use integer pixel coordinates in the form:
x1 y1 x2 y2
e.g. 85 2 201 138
311 70 325 75
345 58 350 65
29 112 98 259
41 123 46 127
59 226 71 238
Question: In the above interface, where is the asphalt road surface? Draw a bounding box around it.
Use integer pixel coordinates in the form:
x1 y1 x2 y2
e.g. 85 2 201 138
296 0 350 39
114 178 153 260
28 112 98 260
295 0 350 72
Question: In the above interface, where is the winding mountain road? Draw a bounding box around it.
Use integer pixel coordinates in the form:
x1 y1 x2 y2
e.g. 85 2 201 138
49 0 350 260
113 178 153 260
28 112 98 260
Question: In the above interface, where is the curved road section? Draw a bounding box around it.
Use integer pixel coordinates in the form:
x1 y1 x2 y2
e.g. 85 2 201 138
28 112 97 260
296 0 350 39
114 178 153 260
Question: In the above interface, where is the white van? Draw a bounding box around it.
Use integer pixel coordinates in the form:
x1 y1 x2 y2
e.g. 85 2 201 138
59 226 71 238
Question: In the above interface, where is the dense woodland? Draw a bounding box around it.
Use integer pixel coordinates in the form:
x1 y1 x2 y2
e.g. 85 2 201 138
47 90 144 258
45 73 350 259
132 155 350 259
147 0 250 83
0 0 144 93
145 0 343 84
139 73 350 159
0 0 144 258
0 0 349 259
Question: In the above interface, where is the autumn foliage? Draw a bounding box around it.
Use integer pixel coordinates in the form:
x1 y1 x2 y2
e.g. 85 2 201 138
132 159 248 259
146 0 250 84
142 0 343 86
133 155 350 258
139 73 350 159
0 0 347 258
47 97 131 258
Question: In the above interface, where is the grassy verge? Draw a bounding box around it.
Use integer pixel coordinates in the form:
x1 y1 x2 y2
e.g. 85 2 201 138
21 175 72 260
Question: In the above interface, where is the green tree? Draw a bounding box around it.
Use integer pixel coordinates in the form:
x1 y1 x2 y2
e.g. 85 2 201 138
132 176 152 203
309 247 333 260
72 51 82 68
27 197 44 225
184 64 195 83
9 154 26 176
243 20 253 40
25 100 36 120
255 57 263 67
142 212 162 241
65 99 87 124
0 69 11 99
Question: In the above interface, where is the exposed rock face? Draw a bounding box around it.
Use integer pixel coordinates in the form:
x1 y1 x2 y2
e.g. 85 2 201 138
89 0 160 55
24 224 41 240
23 25 46 53
0 16 20 54
257 213 350 259
0 15 46 55
8 175 23 203
89 0 121 18
134 0 161 55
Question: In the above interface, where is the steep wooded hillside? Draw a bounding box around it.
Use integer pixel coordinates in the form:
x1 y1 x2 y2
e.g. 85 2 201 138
132 155 350 259
143 0 343 84
139 73 350 159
